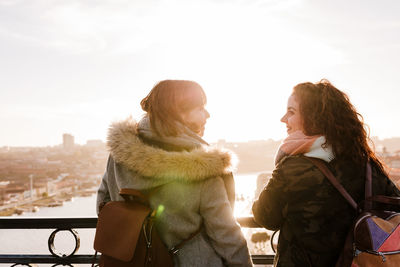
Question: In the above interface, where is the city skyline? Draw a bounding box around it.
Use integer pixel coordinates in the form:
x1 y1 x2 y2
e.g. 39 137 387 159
3 132 400 154
1 0 400 147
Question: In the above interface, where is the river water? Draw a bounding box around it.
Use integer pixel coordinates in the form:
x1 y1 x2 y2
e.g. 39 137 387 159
0 173 273 265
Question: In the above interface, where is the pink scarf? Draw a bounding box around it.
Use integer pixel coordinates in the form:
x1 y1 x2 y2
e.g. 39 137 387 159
274 131 321 165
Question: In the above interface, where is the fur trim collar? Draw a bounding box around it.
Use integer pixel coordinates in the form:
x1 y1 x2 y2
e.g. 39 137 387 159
107 118 235 181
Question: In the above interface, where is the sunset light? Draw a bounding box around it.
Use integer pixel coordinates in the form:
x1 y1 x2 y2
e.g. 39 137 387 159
1 0 400 147
1 2 400 265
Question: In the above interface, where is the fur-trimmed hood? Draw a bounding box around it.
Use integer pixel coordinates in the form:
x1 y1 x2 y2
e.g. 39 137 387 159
107 117 235 182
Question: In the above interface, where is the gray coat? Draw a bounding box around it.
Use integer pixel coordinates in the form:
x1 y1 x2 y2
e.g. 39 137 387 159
96 118 253 267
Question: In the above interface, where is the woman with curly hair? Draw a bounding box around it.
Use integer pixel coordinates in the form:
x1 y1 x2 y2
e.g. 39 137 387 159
252 80 400 267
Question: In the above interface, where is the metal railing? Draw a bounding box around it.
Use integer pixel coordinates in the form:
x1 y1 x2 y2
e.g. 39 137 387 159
0 217 274 266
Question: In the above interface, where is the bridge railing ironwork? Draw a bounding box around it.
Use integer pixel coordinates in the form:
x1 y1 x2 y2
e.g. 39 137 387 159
0 217 274 266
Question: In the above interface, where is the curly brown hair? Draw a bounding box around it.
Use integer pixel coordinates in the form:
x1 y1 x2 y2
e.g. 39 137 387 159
293 79 385 172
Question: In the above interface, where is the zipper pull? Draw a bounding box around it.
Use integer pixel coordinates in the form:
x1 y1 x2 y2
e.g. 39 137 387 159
378 252 386 262
353 244 361 257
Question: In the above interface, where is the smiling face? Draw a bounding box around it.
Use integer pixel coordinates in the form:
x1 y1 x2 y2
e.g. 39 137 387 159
181 105 210 136
280 94 304 135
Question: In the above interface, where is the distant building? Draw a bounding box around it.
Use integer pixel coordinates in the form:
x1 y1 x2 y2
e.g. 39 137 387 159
8 147 31 153
0 181 10 203
0 146 9 153
86 139 104 147
63 134 74 150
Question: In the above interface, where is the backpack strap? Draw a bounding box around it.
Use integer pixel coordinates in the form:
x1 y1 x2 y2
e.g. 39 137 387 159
120 188 148 200
370 195 400 205
119 186 164 205
306 158 400 209
364 162 400 207
119 188 150 207
364 161 373 210
305 157 359 211
365 161 372 198
169 227 202 255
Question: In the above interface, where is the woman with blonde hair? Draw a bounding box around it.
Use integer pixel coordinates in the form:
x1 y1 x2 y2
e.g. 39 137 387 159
252 80 400 266
97 80 253 267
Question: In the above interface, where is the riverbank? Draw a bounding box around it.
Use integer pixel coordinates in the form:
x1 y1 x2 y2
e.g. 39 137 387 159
0 189 97 216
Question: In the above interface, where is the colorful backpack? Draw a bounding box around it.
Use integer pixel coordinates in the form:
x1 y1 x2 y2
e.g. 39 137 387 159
307 157 400 267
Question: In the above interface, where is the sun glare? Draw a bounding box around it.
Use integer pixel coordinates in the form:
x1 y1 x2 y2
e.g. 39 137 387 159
234 174 259 217
2 1 400 147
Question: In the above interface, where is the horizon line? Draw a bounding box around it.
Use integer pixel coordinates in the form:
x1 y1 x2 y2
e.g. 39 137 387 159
3 135 400 149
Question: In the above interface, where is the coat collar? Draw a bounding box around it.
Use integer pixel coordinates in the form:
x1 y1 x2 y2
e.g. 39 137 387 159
137 115 208 151
107 117 235 181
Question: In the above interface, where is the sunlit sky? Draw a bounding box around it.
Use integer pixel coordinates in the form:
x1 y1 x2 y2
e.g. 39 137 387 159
1 0 400 147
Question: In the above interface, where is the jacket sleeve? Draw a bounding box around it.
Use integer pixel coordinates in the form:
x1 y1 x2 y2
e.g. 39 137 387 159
96 156 112 214
252 162 288 231
199 177 253 267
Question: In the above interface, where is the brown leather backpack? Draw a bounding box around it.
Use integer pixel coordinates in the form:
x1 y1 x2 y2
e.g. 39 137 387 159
93 188 199 267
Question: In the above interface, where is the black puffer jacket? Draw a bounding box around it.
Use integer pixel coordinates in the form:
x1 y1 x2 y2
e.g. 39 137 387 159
252 155 400 267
